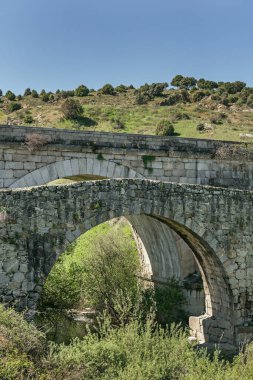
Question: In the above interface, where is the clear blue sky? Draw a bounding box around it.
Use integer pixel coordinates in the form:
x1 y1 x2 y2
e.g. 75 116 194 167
1 0 252 94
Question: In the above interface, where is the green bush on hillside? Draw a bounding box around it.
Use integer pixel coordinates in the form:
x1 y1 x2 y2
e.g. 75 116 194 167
75 84 89 97
61 98 83 119
156 119 175 136
8 102 22 113
99 83 116 95
5 90 16 101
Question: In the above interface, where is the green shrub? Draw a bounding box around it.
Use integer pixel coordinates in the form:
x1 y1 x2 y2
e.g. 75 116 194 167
156 120 175 136
99 84 116 95
247 94 253 108
192 90 208 102
75 84 89 97
61 98 83 119
170 111 190 122
41 93 50 102
31 89 39 98
171 75 197 89
24 115 34 124
8 102 22 113
60 90 75 98
115 84 128 93
196 123 205 131
5 90 15 101
23 88 31 96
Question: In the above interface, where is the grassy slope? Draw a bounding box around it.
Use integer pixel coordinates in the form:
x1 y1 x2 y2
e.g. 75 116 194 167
2 89 253 141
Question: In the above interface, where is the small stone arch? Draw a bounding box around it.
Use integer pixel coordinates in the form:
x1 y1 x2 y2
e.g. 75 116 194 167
10 157 145 188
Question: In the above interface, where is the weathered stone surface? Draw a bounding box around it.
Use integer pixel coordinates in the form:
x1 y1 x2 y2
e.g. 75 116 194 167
0 125 253 189
0 179 253 346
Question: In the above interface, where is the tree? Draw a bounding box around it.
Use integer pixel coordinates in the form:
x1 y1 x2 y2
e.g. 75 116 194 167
61 98 83 119
99 84 116 95
171 75 197 89
8 102 22 112
75 85 89 97
41 93 50 102
171 75 184 88
115 84 128 93
5 90 15 101
218 81 246 94
31 89 39 98
197 79 218 90
156 120 175 136
24 88 31 96
0 89 3 97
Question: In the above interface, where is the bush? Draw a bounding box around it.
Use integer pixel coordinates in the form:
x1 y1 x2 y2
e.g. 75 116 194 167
170 111 190 122
156 120 175 136
115 84 128 93
135 91 150 104
5 90 15 101
135 83 168 104
0 305 48 379
99 84 116 95
112 118 125 130
192 90 208 102
75 85 89 97
24 115 34 124
60 90 75 98
31 89 39 98
196 123 205 131
61 98 83 119
247 94 253 108
171 75 197 89
197 78 218 90
8 102 22 113
23 88 31 96
41 93 50 102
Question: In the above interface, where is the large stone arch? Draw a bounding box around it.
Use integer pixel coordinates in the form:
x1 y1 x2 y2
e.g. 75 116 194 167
1 179 248 345
9 157 201 312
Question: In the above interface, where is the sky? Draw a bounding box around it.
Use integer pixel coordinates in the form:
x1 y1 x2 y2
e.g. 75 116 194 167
1 0 253 94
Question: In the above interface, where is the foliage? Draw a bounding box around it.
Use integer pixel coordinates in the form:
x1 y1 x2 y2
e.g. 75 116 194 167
99 83 116 95
40 221 140 315
75 84 89 97
5 90 16 100
24 88 32 96
197 78 218 90
115 84 128 93
24 114 34 124
171 75 197 89
218 81 246 94
156 119 175 136
41 92 50 102
135 82 168 104
8 102 22 113
192 90 208 102
0 304 49 380
154 278 187 327
61 98 83 119
31 89 39 98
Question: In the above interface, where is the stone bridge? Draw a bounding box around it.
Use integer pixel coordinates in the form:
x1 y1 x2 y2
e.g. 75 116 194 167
1 179 253 346
1 125 253 347
1 125 253 189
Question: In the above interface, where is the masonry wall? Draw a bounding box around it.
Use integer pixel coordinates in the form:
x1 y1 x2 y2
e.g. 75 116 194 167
1 179 253 344
0 125 253 189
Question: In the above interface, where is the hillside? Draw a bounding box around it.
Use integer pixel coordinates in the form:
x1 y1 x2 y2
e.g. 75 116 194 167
1 77 253 141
